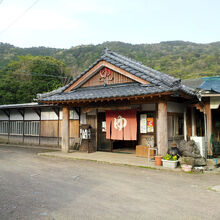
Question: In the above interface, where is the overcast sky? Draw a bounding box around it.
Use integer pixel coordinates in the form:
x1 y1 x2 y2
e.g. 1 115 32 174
0 0 219 48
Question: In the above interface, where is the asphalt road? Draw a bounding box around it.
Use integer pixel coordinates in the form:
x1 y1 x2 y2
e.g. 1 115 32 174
0 145 220 220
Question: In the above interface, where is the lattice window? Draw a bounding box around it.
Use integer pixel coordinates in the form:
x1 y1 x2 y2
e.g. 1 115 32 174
0 121 9 134
24 121 40 136
10 121 23 135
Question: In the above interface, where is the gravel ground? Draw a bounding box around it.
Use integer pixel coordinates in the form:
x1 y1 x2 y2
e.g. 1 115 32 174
0 145 220 220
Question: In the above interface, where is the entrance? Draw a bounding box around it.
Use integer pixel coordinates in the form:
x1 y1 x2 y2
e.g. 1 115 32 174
97 112 111 151
97 112 137 153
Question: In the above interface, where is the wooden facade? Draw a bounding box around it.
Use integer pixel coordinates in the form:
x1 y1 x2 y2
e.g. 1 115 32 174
81 68 134 87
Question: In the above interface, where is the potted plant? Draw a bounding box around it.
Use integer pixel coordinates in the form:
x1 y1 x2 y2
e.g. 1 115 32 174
162 153 179 169
154 155 163 166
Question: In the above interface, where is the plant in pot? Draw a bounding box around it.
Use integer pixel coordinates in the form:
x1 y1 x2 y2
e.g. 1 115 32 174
162 153 179 169
154 155 163 166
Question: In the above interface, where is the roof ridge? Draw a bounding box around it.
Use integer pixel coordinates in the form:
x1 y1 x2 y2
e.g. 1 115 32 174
102 50 178 87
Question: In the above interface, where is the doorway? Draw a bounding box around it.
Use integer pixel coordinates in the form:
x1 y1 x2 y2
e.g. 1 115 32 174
97 112 111 151
97 112 137 153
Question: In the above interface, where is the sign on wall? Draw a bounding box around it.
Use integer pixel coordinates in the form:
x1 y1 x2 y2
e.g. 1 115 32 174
99 67 113 84
147 117 154 133
140 114 147 133
102 121 106 132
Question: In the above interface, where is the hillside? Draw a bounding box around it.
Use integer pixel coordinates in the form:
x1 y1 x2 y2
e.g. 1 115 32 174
0 41 220 79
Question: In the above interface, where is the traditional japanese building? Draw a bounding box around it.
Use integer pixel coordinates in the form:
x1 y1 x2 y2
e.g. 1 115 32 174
36 49 197 156
184 77 220 156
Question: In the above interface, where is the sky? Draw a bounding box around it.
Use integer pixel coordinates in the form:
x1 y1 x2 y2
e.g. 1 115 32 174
0 0 219 48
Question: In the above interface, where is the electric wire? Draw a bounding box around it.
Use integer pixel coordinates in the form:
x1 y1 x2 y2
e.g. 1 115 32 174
0 0 40 35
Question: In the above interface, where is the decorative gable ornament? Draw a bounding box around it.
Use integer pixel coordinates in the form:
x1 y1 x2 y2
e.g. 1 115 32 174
99 67 113 85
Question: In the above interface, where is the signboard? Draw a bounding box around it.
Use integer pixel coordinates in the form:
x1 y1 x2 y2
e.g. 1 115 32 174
147 117 154 133
102 121 106 132
140 114 147 133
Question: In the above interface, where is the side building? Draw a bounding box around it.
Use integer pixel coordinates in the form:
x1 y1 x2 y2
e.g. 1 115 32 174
0 103 79 148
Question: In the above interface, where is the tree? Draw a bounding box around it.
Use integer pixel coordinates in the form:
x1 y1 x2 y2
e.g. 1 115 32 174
0 55 70 104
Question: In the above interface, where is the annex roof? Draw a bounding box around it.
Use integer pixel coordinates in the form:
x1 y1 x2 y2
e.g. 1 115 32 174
0 103 52 109
199 77 220 93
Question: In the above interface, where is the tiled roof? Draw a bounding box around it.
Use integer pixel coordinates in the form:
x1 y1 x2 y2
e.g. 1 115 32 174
38 49 196 102
40 83 194 102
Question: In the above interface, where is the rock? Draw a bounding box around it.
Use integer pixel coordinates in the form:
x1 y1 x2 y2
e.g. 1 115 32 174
178 140 201 158
179 157 195 167
194 157 206 166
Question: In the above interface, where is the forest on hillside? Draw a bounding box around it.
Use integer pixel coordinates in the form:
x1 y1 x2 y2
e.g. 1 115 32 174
0 41 220 79
0 41 219 104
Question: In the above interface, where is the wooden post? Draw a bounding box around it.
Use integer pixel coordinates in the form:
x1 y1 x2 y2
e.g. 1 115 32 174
184 107 187 141
191 107 196 136
57 108 60 148
205 101 212 156
157 101 168 156
62 106 70 153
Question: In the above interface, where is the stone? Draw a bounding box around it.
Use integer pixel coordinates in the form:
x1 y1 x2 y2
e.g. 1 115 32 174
194 157 206 166
178 140 201 158
179 157 195 167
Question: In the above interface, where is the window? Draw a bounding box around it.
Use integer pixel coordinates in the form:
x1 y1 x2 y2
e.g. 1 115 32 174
24 121 40 136
168 114 183 138
0 121 9 134
10 121 23 135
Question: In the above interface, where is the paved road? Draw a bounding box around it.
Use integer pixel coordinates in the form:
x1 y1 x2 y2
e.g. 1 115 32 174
0 145 220 220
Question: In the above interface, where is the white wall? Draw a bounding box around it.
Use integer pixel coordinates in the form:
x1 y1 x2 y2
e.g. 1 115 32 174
10 110 23 120
70 109 79 120
0 108 80 121
24 109 40 120
0 111 8 120
41 108 58 120
41 108 79 120
167 102 185 113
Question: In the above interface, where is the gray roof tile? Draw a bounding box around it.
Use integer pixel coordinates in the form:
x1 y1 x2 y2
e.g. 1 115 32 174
38 49 196 101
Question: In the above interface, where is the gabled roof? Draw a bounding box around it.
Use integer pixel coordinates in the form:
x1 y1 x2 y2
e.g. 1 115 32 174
38 49 195 102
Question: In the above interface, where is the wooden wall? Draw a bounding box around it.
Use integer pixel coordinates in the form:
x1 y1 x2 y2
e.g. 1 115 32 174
41 120 79 138
81 69 133 87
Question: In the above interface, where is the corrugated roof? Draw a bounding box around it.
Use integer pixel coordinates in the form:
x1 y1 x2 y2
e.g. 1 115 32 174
0 103 52 109
199 77 220 93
